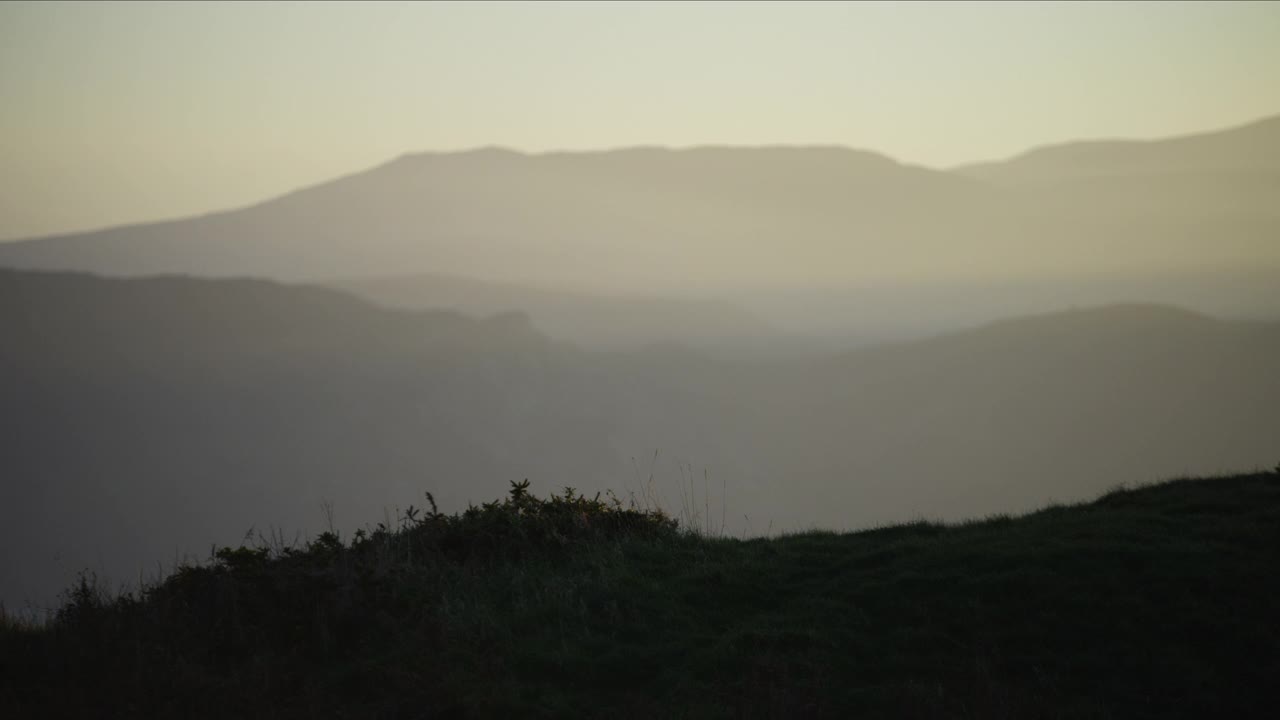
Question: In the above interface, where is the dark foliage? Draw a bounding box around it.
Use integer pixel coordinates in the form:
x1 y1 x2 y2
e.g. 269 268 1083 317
3 473 1280 719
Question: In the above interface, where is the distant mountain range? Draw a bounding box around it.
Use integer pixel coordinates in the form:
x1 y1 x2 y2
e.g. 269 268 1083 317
5 269 1278 607
1 115 1277 350
0 115 1276 293
0 144 978 287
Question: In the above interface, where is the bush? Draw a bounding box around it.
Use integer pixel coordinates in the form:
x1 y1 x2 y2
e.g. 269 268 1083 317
373 479 678 562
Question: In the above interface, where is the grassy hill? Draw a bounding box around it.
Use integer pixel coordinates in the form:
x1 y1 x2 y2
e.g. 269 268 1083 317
4 469 1279 719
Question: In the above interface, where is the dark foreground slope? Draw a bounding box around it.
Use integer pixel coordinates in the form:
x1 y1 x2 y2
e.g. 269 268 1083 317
4 471 1279 719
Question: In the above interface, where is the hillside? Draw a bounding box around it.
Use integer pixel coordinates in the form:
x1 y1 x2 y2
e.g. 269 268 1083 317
4 269 1280 609
4 470 1279 719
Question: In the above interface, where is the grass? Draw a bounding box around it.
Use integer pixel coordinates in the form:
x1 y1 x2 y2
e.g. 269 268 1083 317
3 470 1280 719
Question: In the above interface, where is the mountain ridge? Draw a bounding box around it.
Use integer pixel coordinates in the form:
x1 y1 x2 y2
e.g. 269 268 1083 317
3 113 1277 248
954 112 1280 182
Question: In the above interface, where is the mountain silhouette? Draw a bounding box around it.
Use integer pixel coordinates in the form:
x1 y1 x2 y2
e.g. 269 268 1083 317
0 146 983 289
4 269 1278 608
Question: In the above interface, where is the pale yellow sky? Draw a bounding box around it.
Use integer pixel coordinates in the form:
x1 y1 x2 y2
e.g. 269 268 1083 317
2 0 1278 240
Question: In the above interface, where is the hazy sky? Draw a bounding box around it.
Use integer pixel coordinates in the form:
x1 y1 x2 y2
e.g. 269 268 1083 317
2 0 1278 240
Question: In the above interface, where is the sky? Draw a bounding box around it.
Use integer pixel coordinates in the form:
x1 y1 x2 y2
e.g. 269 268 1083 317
1 0 1278 240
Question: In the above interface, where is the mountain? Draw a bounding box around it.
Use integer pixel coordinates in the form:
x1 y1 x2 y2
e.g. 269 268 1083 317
940 114 1280 295
0 146 990 292
4 270 1278 608
328 272 778 351
0 268 548 371
955 114 1280 183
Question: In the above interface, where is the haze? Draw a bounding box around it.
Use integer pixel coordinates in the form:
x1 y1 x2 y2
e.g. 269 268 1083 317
1 1 1279 613
3 0 1280 239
